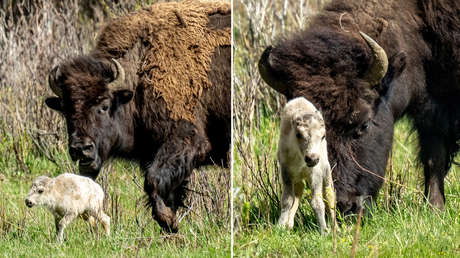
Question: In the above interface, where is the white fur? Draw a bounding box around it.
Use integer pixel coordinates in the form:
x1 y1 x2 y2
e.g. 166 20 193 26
277 97 336 234
25 173 110 242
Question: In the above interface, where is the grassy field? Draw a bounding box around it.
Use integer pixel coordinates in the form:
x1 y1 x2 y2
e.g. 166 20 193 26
233 115 460 257
0 138 230 257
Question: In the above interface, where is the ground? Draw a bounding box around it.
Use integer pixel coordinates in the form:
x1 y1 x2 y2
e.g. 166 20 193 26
0 143 230 257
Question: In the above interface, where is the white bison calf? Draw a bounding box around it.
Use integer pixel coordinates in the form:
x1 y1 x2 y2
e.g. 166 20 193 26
277 97 336 234
25 173 110 242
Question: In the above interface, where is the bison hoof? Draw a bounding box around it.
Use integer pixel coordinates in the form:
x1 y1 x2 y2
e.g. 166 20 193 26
152 197 179 233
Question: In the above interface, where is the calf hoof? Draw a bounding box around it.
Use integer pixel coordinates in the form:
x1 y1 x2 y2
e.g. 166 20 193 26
319 227 330 235
152 197 179 233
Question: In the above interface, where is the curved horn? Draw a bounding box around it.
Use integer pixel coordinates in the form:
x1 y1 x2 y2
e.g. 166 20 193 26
360 31 388 86
258 46 289 95
48 66 63 98
108 58 125 90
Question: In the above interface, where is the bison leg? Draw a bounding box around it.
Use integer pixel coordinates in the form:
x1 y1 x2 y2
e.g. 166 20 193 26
144 130 209 232
418 132 451 210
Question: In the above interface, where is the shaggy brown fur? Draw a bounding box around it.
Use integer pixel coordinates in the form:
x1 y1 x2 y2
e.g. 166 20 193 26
93 0 231 121
259 0 460 213
264 0 430 133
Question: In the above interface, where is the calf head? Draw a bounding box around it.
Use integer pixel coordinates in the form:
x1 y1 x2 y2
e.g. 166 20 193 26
45 57 135 179
25 176 51 208
293 111 326 167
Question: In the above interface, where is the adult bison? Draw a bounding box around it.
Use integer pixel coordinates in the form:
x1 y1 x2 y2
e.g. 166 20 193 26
259 0 460 214
44 1 231 232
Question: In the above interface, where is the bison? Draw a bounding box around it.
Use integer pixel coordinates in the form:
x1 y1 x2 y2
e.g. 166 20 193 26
44 1 231 232
259 0 460 214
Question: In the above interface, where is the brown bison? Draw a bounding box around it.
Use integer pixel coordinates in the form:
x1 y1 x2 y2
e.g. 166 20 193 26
45 1 231 232
259 0 460 214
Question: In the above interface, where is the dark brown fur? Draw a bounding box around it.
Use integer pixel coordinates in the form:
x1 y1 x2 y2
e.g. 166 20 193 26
45 1 230 232
259 0 460 213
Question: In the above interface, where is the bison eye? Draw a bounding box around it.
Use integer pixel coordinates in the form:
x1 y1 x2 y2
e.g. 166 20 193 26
296 132 302 139
38 189 44 194
362 122 369 130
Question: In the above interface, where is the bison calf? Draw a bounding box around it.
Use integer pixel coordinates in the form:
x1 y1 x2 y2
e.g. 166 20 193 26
25 173 110 242
277 97 336 234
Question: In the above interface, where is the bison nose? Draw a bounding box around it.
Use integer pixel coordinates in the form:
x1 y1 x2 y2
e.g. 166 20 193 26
25 199 33 208
69 137 95 161
305 155 319 167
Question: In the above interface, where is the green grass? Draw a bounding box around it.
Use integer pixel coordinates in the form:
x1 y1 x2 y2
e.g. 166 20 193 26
233 114 460 257
0 138 230 257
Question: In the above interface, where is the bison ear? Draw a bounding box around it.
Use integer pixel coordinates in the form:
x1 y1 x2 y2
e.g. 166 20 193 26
380 51 407 95
389 51 407 78
45 97 63 112
114 90 133 105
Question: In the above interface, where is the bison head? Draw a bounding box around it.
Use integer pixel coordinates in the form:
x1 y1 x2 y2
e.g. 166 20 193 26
259 31 389 137
45 57 134 179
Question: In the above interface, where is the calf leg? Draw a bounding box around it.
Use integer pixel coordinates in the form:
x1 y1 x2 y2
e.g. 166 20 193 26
278 165 299 228
80 211 97 231
278 180 295 227
88 208 110 236
97 211 110 236
309 172 327 234
418 132 452 210
323 166 336 225
287 181 304 228
56 213 77 243
144 125 210 232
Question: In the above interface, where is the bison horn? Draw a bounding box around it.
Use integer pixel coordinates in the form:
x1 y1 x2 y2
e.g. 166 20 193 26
360 31 388 86
48 66 63 98
108 58 125 90
258 46 289 95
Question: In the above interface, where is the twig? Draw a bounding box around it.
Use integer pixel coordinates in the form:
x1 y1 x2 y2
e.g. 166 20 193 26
349 147 424 196
350 207 364 258
178 201 194 223
339 12 350 32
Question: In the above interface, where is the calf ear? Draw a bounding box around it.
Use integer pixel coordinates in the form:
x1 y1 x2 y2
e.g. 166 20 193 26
114 90 134 105
45 97 63 112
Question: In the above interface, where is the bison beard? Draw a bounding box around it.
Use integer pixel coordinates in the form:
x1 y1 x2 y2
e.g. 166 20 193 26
45 1 230 232
259 0 460 214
